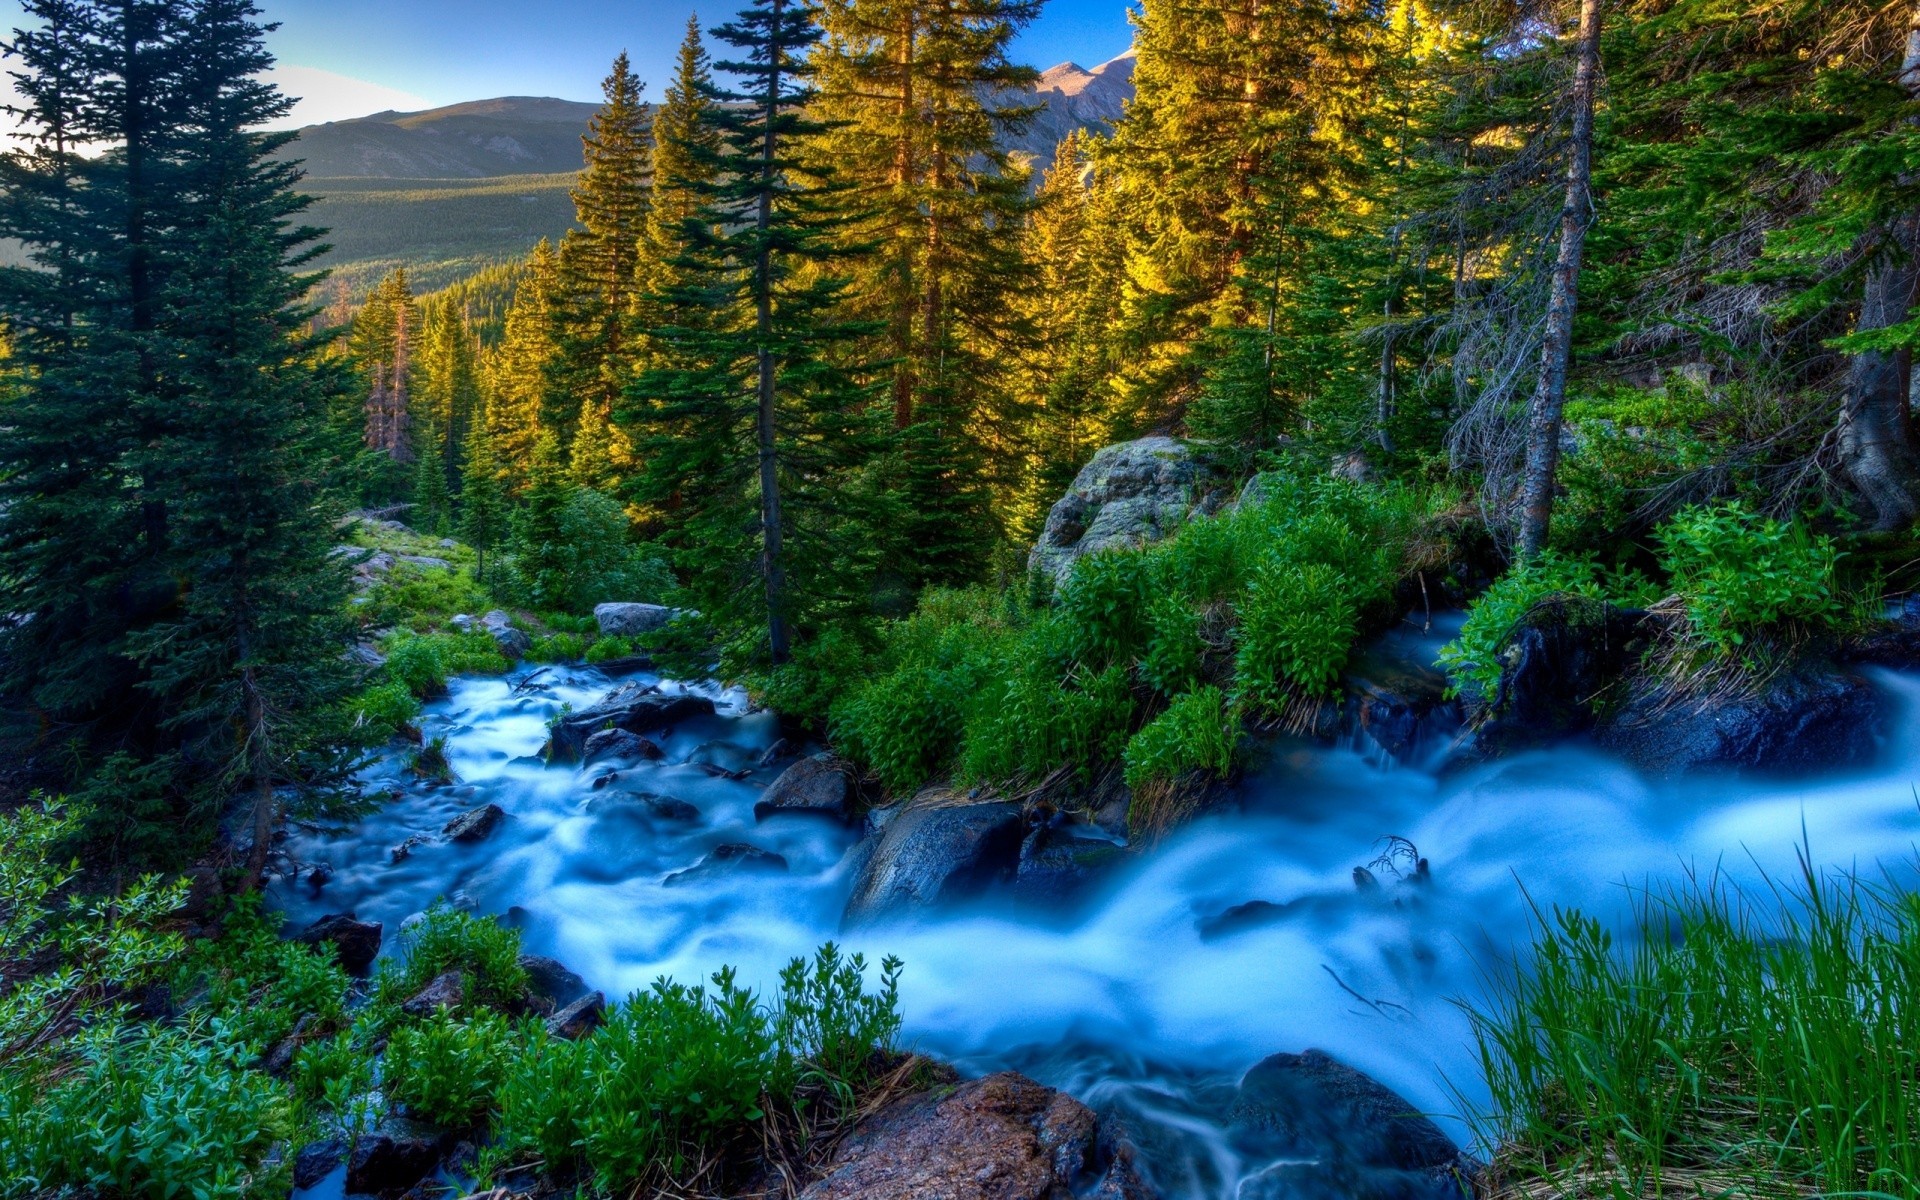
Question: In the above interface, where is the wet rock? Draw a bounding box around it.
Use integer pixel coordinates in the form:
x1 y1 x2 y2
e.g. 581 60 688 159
293 913 382 975
1013 830 1130 905
754 753 854 822
842 792 1024 926
345 1116 451 1197
799 1071 1148 1200
307 863 333 890
1028 436 1223 586
1229 1050 1468 1191
442 802 506 843
389 832 433 863
663 842 789 887
1595 666 1883 776
1092 1149 1158 1200
259 1013 313 1076
400 969 466 1017
593 601 679 637
544 683 716 762
518 954 589 1011
480 610 530 659
546 990 606 1040
293 1137 346 1189
759 737 799 767
584 789 701 823
1470 598 1645 754
1343 635 1461 764
593 653 655 676
583 728 664 765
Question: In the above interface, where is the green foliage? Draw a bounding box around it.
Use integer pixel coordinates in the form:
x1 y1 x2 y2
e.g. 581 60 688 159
383 904 529 1012
0 1021 294 1200
529 632 589 663
1439 553 1611 703
1655 502 1844 656
1123 686 1238 795
177 898 351 1050
1235 561 1359 710
362 563 494 632
382 630 511 697
1471 866 1920 1198
387 1008 525 1126
584 635 636 663
1141 595 1204 697
959 648 1133 788
346 680 422 745
500 482 673 615
411 736 455 783
1056 551 1156 667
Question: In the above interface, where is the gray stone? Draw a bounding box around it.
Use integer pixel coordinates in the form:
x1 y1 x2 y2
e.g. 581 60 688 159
1596 667 1884 776
544 683 716 762
754 753 854 822
442 803 505 844
395 554 452 570
1028 437 1219 586
346 1116 450 1196
593 601 679 637
518 954 589 1010
400 969 466 1017
583 728 664 765
449 613 475 632
546 990 606 1040
293 912 382 975
480 610 530 659
1230 1050 1467 1185
663 842 789 886
293 1137 346 1189
842 792 1024 925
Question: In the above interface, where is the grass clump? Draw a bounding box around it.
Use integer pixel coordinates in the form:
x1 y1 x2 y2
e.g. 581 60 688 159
1656 501 1844 659
1123 686 1237 797
1471 865 1920 1199
379 903 529 1012
584 634 636 663
382 630 511 698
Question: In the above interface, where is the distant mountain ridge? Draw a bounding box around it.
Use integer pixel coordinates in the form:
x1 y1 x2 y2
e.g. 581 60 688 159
1003 51 1136 171
280 96 603 179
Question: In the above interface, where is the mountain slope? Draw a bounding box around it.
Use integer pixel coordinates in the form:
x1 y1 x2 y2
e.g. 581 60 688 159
1002 52 1135 172
281 96 602 179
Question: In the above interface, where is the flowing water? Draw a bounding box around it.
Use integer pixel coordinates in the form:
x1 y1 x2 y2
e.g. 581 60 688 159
278 619 1920 1196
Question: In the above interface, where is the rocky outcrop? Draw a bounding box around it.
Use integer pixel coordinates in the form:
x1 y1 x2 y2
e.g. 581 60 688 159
1596 667 1883 776
544 682 716 762
594 601 679 637
843 792 1025 925
1469 597 1645 755
583 728 664 766
1029 437 1222 586
1229 1051 1471 1200
755 753 854 822
479 610 530 659
293 913 382 975
799 1071 1155 1200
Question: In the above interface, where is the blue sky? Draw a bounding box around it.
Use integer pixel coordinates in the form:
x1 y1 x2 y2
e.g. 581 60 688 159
259 0 1137 125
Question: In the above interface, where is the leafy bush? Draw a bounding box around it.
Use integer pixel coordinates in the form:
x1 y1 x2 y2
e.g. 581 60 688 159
1655 501 1843 655
959 651 1133 788
382 904 528 1012
528 631 588 663
1056 551 1154 667
383 630 510 697
1439 552 1611 702
0 1022 293 1200
1123 686 1238 796
362 562 493 631
1141 595 1204 697
387 1008 524 1125
179 900 351 1049
346 679 421 744
499 486 674 615
410 736 454 783
1235 561 1359 711
584 634 635 663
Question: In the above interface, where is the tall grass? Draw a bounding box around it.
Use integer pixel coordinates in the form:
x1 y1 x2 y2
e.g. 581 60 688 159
1469 859 1920 1199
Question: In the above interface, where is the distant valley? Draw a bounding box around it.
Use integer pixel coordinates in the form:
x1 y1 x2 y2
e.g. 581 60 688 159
289 54 1135 301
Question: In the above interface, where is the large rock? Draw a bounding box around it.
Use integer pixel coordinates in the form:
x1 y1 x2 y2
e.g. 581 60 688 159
442 802 506 843
583 728 664 766
293 912 382 975
799 1071 1154 1200
518 954 589 1011
400 969 467 1017
1596 667 1883 776
1469 597 1645 755
480 610 530 659
594 602 679 637
843 792 1024 926
663 842 789 886
546 990 606 1039
1229 1051 1469 1200
755 753 854 822
1028 437 1220 586
345 1116 451 1197
544 683 716 762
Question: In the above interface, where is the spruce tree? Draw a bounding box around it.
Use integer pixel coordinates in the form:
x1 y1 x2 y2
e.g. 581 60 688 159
458 414 509 582
486 238 562 490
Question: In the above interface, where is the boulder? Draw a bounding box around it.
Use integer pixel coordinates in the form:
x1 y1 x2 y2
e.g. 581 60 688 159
1470 598 1645 755
480 610 530 659
1229 1050 1469 1198
546 990 606 1040
544 683 716 762
518 954 589 1011
449 613 475 632
1012 831 1130 906
594 602 679 637
1344 637 1462 764
842 792 1024 926
400 969 467 1017
583 728 664 765
798 1071 1154 1200
663 842 789 887
442 802 506 844
754 753 854 822
293 1137 346 1189
345 1116 451 1197
759 737 799 767
1595 667 1883 776
1028 437 1221 586
293 913 382 975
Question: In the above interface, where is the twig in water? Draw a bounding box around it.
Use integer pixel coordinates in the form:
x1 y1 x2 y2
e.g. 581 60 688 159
511 667 553 694
1322 964 1412 1020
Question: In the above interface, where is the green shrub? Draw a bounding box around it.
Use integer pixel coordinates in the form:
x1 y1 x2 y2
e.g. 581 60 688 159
410 736 454 783
746 620 879 725
1057 551 1155 667
1438 552 1611 702
0 1022 293 1200
1141 594 1204 696
775 944 903 1093
362 562 493 631
175 898 352 1050
387 1008 525 1126
959 652 1133 788
528 632 588 663
382 904 528 1012
346 680 421 744
498 486 674 615
584 634 635 663
1655 501 1843 656
383 631 511 697
1123 686 1237 795
1235 561 1360 711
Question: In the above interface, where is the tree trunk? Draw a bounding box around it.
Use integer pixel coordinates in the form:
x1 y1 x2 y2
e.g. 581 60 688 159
756 0 791 667
1839 5 1920 531
891 13 919 432
1516 0 1602 560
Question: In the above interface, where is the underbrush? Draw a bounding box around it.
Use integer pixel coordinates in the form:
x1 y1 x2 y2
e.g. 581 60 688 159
831 468 1440 828
1470 863 1920 1199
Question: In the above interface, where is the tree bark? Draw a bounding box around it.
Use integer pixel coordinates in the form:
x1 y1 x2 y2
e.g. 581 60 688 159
1516 0 1602 560
1839 5 1920 531
756 0 791 666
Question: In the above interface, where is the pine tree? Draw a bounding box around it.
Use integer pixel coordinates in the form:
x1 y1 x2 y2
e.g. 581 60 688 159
638 16 722 308
458 414 509 581
417 295 483 501
556 53 651 461
411 410 452 535
487 238 562 489
356 267 417 466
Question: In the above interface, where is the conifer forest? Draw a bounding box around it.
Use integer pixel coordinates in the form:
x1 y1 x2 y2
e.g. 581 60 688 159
5 0 1920 1197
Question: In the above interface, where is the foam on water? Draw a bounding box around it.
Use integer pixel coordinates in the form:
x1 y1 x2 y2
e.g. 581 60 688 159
277 647 1920 1193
